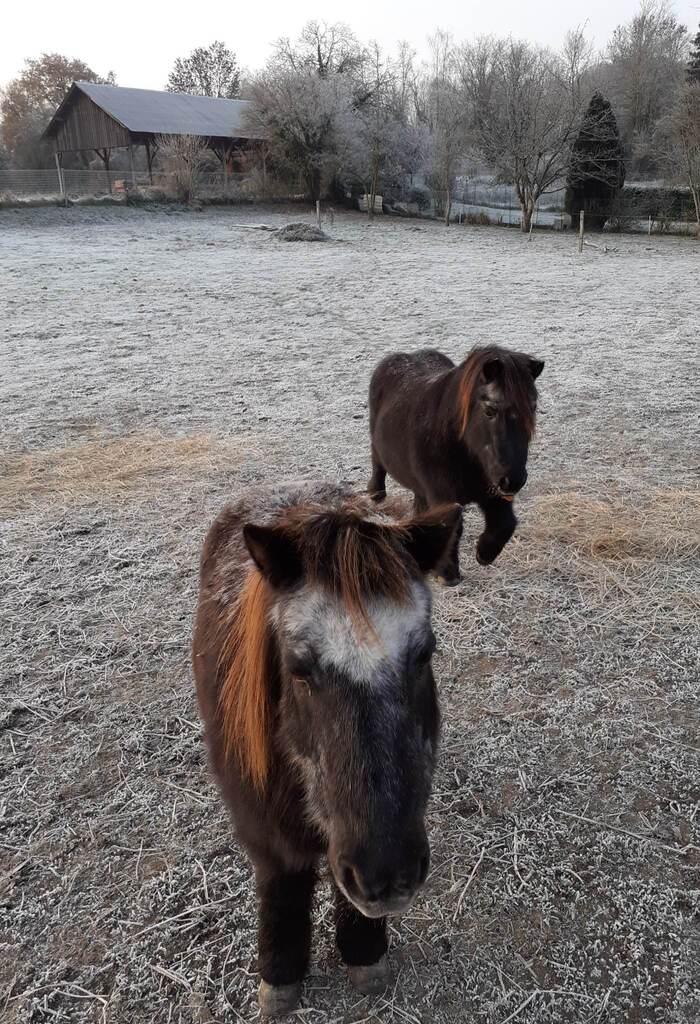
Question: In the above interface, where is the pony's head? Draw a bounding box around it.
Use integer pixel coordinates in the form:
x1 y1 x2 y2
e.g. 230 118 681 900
458 346 544 499
227 497 460 919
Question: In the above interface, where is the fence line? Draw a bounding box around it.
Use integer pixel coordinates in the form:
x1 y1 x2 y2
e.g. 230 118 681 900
0 168 247 199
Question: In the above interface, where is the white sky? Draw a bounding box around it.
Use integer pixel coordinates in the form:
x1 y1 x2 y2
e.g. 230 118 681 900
1 0 698 90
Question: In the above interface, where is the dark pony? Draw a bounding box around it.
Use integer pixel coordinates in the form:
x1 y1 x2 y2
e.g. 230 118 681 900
193 483 460 1015
368 345 544 582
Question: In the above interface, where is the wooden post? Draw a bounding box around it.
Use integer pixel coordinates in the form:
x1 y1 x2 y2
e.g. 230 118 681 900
145 141 153 185
128 144 136 188
648 214 652 236
316 200 321 228
578 209 584 253
54 151 67 206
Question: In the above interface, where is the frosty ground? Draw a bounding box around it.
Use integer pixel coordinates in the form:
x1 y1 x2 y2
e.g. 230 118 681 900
1 205 698 1024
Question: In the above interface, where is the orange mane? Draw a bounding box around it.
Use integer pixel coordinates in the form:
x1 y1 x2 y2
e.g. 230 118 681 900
218 569 274 793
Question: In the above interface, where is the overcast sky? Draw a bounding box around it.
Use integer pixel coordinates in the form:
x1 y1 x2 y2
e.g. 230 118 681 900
1 0 698 90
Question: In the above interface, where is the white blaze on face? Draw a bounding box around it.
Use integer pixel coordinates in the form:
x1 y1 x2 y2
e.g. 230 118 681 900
281 580 431 684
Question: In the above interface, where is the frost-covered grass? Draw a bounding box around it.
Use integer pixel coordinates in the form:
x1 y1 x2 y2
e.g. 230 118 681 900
1 205 699 1023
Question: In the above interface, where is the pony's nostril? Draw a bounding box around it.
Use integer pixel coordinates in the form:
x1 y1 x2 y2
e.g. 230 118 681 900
374 880 393 903
341 862 359 898
499 476 510 493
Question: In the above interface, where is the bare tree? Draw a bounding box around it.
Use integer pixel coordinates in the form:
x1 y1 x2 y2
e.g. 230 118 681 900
344 42 426 217
166 42 240 99
656 81 700 234
156 134 208 203
248 66 355 201
420 31 469 225
602 0 688 175
461 32 590 232
272 21 366 79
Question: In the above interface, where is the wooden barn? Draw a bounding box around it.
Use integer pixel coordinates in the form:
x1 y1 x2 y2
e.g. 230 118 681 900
43 81 264 187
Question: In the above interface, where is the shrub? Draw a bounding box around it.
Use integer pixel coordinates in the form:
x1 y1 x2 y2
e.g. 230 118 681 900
155 134 208 203
464 210 492 225
407 185 431 210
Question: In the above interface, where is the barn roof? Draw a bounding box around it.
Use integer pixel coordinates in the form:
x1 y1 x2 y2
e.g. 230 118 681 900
45 82 261 141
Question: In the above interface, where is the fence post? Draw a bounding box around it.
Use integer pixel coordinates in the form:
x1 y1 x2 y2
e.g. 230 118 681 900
54 152 67 206
578 210 585 253
316 200 321 228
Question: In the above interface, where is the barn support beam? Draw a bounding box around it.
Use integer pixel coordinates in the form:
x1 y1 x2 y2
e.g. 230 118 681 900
144 140 154 184
128 143 136 188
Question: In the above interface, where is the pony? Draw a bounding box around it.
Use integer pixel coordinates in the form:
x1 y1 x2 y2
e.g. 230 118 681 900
192 482 461 1015
367 345 544 583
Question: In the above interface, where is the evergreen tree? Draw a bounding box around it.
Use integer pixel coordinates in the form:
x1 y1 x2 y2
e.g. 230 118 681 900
688 24 700 83
565 92 625 230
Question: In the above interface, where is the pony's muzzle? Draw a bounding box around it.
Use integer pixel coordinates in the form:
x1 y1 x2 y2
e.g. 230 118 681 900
499 469 527 496
335 844 430 918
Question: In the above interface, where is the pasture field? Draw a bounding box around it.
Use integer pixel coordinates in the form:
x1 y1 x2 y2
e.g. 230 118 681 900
1 205 699 1023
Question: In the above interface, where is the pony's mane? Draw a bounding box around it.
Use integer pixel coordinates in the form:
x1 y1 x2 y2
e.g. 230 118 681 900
458 345 537 437
218 568 274 792
217 496 437 791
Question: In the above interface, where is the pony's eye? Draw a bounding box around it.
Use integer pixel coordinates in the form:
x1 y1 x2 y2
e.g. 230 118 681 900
484 405 498 419
287 654 312 681
290 672 314 699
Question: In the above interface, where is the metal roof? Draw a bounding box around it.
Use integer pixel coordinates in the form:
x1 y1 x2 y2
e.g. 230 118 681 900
49 82 262 140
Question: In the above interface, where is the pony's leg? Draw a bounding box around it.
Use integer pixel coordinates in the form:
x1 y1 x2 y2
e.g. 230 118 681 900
435 507 464 585
476 497 517 565
256 864 316 1015
367 447 387 501
333 883 390 994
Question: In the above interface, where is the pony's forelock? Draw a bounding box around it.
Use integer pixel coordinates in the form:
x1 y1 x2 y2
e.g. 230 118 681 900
458 346 537 437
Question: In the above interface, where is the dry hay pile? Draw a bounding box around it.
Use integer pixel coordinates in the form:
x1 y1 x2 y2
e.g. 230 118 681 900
274 222 329 242
0 432 241 515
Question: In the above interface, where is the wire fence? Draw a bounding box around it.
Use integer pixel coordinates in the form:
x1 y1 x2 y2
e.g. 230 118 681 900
2 169 695 235
382 181 568 229
0 168 247 199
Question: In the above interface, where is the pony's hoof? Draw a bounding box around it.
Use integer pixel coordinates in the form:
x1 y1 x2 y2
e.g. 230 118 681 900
348 956 391 995
475 550 494 566
435 573 462 587
368 488 386 503
258 980 301 1016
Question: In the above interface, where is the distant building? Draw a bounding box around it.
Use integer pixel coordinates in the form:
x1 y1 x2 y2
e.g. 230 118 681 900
43 81 264 181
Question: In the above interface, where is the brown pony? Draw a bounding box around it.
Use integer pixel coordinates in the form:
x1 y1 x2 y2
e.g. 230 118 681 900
192 482 460 1015
368 345 544 582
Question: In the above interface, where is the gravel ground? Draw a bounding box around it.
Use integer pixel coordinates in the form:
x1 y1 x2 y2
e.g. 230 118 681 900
1 205 699 1024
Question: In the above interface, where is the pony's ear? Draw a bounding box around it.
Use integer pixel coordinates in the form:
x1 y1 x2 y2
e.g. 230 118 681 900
529 358 544 379
243 524 303 588
403 504 462 573
482 358 503 383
